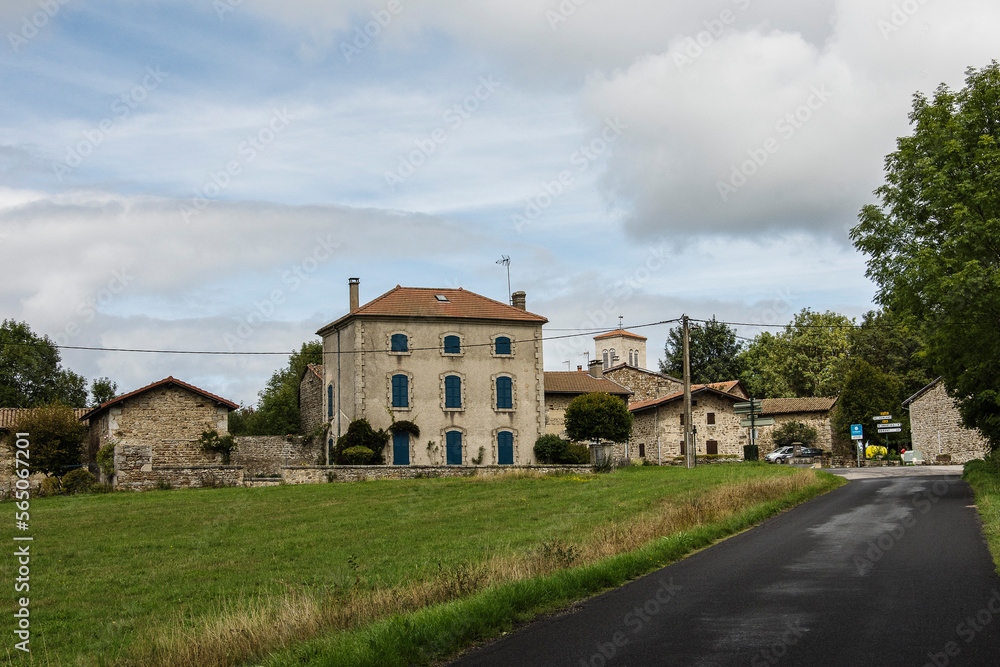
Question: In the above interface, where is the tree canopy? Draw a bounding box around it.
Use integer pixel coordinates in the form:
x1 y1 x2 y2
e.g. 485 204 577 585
229 340 323 436
90 377 118 407
852 61 1000 451
5 403 87 476
831 359 908 454
1 319 87 408
564 392 633 443
660 316 744 383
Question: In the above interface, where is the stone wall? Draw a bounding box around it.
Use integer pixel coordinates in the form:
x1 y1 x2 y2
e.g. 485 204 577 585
299 367 324 437
282 464 592 484
756 412 835 453
113 443 243 490
908 382 990 464
234 435 324 475
544 394 574 436
603 367 681 404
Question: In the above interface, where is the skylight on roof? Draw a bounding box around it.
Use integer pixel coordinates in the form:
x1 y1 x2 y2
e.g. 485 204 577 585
435 294 450 302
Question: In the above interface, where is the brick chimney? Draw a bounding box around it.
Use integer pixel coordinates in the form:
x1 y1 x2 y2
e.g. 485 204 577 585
511 290 526 311
349 278 360 312
588 359 604 378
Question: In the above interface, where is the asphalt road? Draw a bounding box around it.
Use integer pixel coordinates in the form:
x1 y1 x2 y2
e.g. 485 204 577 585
449 468 1000 666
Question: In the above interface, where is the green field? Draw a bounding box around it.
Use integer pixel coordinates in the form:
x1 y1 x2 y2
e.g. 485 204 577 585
2 464 844 666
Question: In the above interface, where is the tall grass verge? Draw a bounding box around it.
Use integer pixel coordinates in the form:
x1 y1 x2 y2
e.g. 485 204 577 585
963 452 1000 574
127 468 841 667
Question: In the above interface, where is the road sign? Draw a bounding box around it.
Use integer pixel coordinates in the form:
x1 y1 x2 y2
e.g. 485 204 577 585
851 424 863 440
877 427 902 433
872 415 893 421
877 422 901 428
734 400 763 414
741 417 774 428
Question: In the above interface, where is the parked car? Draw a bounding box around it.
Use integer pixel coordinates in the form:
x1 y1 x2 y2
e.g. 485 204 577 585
766 446 823 463
764 446 793 463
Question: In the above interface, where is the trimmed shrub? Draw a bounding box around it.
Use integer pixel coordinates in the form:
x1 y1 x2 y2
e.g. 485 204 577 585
333 419 388 464
534 435 589 464
341 446 375 465
61 468 96 494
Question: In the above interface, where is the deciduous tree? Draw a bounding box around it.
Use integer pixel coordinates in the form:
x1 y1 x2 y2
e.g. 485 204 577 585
0 319 87 407
564 392 633 443
853 62 1000 451
660 316 744 383
4 403 87 476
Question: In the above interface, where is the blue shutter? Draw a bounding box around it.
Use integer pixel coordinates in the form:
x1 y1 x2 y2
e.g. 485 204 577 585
391 333 408 352
445 375 461 408
496 376 512 409
446 431 462 465
495 336 511 355
498 431 514 465
327 384 333 418
392 374 408 408
444 335 461 354
393 431 410 465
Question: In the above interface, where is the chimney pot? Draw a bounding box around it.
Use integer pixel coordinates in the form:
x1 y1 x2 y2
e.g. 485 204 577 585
511 290 526 311
349 278 360 312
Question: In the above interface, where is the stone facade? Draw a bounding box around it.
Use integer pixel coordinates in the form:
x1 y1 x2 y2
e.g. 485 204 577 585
756 412 836 453
299 364 325 438
602 366 682 404
282 463 592 484
630 389 749 463
594 329 648 370
234 435 324 476
318 283 547 466
905 379 990 464
113 443 244 490
82 377 238 490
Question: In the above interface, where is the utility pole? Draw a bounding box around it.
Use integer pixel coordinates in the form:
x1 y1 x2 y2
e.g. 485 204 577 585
683 314 695 469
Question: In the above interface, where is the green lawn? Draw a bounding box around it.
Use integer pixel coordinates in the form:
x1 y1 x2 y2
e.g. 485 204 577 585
1 464 843 666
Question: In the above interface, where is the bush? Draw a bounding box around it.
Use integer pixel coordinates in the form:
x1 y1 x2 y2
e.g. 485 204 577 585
772 420 819 447
4 403 86 476
197 430 237 464
533 435 589 464
39 476 62 497
341 446 375 465
563 443 591 464
61 468 96 494
96 442 115 478
333 419 388 464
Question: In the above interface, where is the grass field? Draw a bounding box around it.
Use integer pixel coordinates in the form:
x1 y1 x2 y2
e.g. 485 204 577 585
1 464 844 666
963 453 1000 575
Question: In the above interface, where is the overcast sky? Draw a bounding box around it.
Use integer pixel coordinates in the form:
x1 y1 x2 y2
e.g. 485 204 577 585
2 0 997 406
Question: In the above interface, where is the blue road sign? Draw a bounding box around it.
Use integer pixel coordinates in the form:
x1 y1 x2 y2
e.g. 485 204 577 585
851 424 863 440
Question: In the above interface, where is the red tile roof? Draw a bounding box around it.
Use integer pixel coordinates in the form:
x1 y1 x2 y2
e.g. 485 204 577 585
629 383 746 413
544 371 632 396
594 329 647 341
760 397 838 415
303 363 324 381
0 407 90 430
80 376 238 421
318 286 547 334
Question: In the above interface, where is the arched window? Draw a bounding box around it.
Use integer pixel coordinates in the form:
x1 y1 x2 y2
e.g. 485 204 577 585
391 374 408 408
444 375 462 408
327 384 333 418
497 431 514 465
443 335 461 354
391 333 408 352
495 336 512 355
496 376 513 409
602 350 609 369
446 431 462 465
628 350 634 366
610 348 616 365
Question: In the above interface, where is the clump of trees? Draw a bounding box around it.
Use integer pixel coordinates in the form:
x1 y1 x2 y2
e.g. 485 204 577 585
1 319 88 407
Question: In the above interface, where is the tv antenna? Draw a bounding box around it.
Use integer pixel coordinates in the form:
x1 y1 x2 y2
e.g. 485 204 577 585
496 255 511 303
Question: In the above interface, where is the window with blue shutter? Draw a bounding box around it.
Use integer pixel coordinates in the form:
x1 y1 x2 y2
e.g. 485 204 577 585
444 375 461 408
498 431 514 465
393 431 410 465
327 384 333 418
391 374 408 408
446 431 462 465
495 336 512 355
496 376 513 409
443 335 461 354
391 333 408 352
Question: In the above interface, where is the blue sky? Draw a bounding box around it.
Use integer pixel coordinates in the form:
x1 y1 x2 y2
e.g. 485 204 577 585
2 0 998 406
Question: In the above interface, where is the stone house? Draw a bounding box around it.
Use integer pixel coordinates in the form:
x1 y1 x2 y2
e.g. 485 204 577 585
299 363 325 437
80 377 239 489
755 397 838 453
543 369 632 437
589 328 684 404
903 377 990 463
316 279 548 466
629 382 750 463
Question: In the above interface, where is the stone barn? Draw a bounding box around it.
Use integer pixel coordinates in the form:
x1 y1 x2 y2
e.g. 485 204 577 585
903 378 990 463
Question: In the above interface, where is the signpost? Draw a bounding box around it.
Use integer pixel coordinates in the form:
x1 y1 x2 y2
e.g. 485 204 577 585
734 399 764 453
740 417 774 428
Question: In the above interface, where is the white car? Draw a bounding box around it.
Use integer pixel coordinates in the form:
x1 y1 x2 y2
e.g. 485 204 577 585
764 446 794 463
